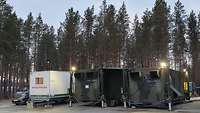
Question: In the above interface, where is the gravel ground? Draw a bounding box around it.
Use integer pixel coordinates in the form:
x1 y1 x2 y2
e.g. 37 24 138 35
0 100 200 113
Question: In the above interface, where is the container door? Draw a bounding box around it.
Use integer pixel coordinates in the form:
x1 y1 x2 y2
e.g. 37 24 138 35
103 69 124 101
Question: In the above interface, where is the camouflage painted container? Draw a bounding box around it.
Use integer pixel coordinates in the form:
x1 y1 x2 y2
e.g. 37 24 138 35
127 68 189 107
74 70 99 102
74 68 128 106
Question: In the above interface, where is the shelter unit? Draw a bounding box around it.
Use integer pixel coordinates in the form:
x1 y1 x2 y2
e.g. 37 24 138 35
127 68 191 108
74 68 128 107
30 71 71 105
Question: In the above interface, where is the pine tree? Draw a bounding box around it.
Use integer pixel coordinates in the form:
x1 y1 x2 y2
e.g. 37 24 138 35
37 25 58 71
22 13 33 85
116 2 129 67
134 14 143 68
0 0 12 98
82 6 95 69
93 0 107 68
188 11 199 86
152 0 170 66
56 26 64 48
15 18 29 93
33 14 44 71
197 13 200 85
0 0 12 56
125 15 138 68
136 9 153 68
172 0 187 71
0 7 28 97
104 4 118 67
58 8 80 70
2 10 24 97
23 13 34 58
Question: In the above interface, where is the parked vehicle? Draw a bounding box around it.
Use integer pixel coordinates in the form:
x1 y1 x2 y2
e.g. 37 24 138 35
29 71 71 106
12 89 29 105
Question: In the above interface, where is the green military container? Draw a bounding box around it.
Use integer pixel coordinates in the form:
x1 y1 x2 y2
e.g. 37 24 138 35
127 68 190 108
74 68 128 107
74 70 99 102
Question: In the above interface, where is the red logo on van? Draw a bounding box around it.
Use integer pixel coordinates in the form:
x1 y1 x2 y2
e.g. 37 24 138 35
32 86 47 89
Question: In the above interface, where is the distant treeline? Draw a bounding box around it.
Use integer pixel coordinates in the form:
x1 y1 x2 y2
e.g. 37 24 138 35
0 0 200 98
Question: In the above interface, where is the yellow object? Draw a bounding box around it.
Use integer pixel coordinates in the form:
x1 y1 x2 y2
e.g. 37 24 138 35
184 82 188 92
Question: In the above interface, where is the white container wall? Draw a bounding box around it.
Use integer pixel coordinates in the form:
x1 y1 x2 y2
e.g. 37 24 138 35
30 71 71 101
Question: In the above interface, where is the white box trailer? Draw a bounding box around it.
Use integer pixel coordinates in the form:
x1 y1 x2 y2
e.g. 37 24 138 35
30 71 71 104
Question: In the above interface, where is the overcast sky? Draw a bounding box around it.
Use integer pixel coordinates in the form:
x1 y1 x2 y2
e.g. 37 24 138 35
7 0 200 29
